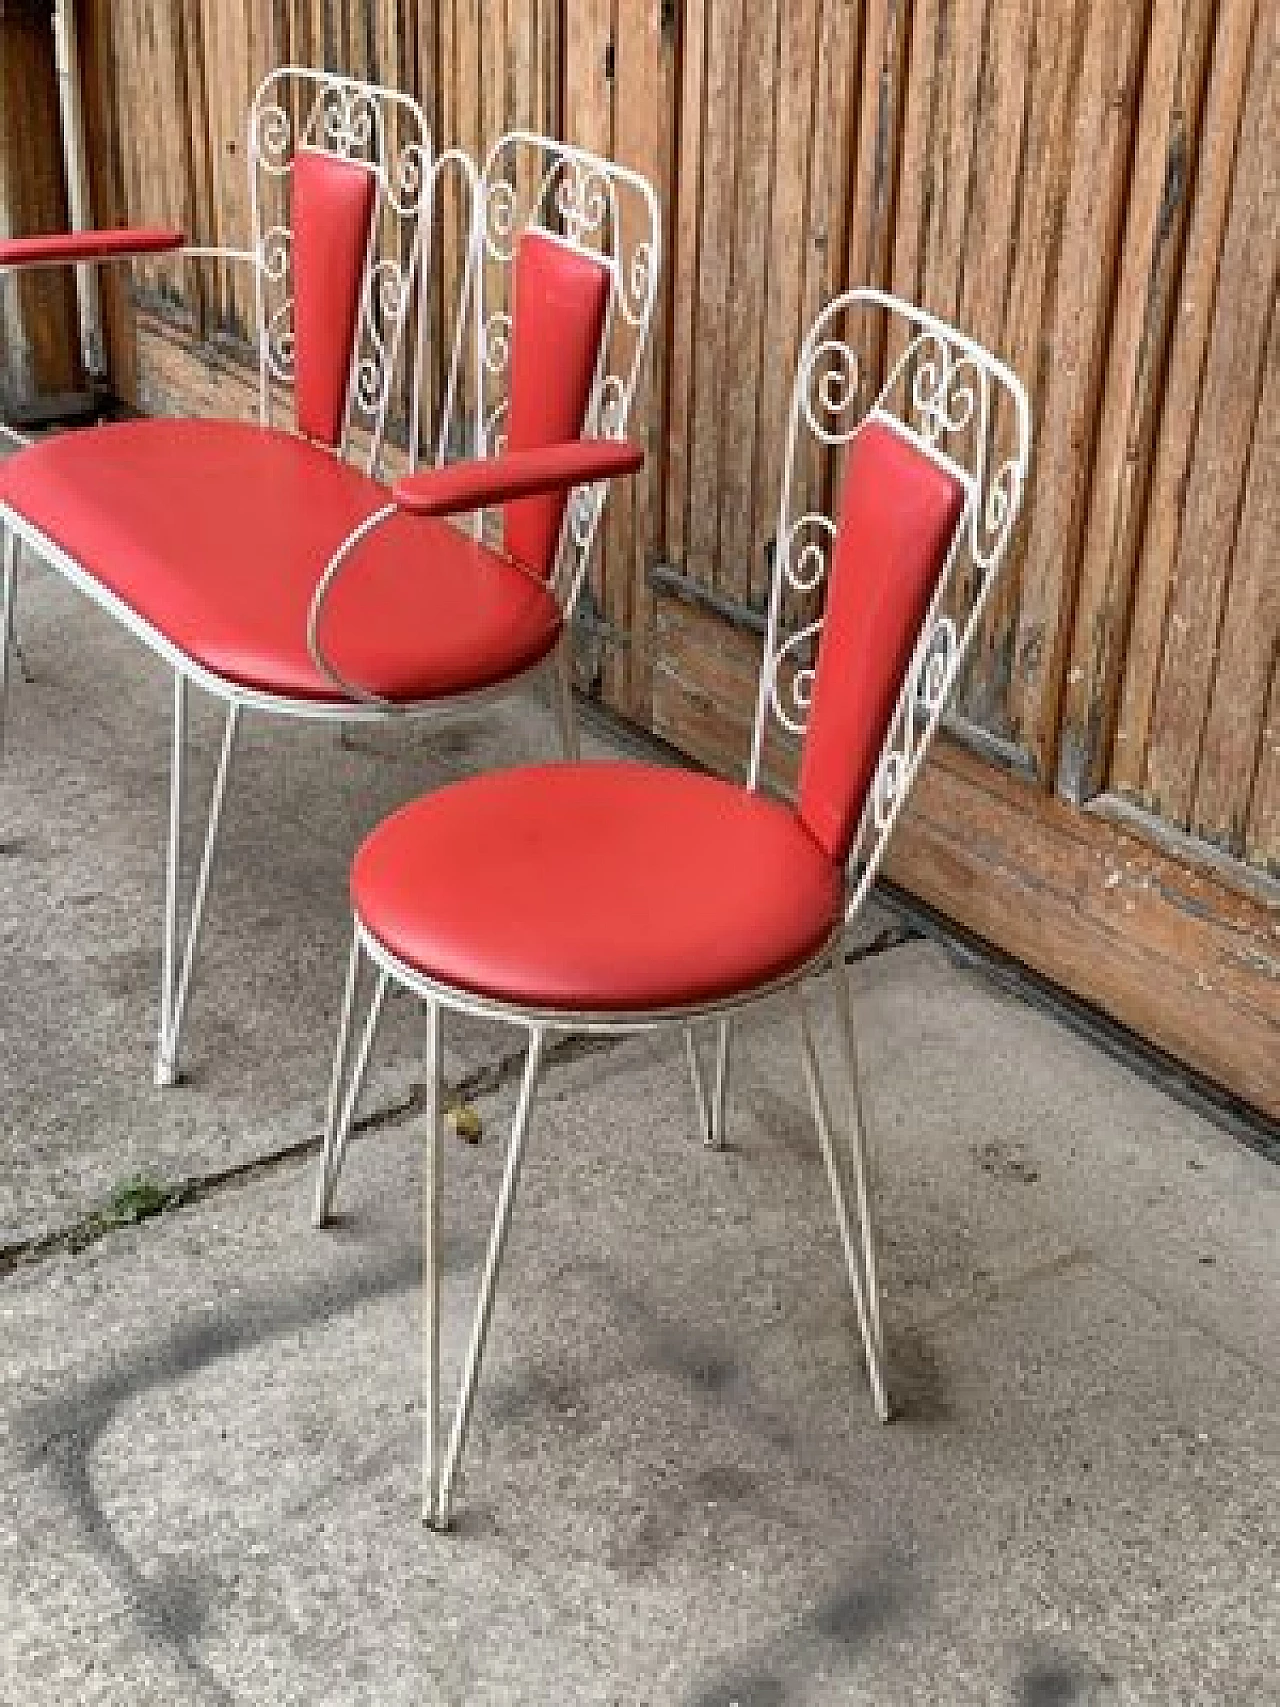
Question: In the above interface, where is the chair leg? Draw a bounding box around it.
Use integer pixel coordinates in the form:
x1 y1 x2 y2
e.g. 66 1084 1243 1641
685 1019 732 1148
423 998 443 1520
154 676 241 1087
426 1026 545 1530
795 972 890 1422
549 636 579 762
0 528 16 765
314 928 389 1226
833 958 885 1376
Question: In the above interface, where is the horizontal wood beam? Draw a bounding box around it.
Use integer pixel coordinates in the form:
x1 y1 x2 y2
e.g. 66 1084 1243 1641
887 739 1280 1122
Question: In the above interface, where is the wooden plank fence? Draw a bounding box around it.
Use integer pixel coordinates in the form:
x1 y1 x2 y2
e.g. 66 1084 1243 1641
4 0 1276 1113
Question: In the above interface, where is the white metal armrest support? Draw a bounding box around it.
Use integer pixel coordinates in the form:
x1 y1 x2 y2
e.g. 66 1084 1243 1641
305 438 644 709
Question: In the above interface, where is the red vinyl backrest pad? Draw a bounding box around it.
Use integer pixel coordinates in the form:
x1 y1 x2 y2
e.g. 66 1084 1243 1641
291 148 378 448
797 421 965 864
503 232 611 579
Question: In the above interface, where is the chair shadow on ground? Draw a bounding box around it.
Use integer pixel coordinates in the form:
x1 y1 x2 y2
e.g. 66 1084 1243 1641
12 1231 454 1705
12 1100 963 1705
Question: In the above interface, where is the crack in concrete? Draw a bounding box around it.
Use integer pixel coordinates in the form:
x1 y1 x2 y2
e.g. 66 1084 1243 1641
0 1030 620 1280
0 932 919 1281
848 922 920 961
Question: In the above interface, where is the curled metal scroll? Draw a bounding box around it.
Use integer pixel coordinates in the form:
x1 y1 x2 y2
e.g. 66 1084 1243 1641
753 289 1031 906
246 68 433 462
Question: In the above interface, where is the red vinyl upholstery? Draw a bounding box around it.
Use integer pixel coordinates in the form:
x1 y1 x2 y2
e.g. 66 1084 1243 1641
0 228 184 269
352 763 844 1013
0 419 562 703
291 148 378 447
393 439 643 517
797 423 965 863
502 233 611 578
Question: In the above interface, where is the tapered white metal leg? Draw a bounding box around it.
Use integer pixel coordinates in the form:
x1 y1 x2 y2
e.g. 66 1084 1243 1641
155 675 187 1086
322 929 364 1149
550 637 579 761
422 1000 443 1523
154 684 240 1087
0 530 16 765
795 981 889 1421
428 1027 545 1530
833 958 885 1374
314 946 389 1226
685 1027 712 1142
710 1019 731 1149
685 1020 732 1148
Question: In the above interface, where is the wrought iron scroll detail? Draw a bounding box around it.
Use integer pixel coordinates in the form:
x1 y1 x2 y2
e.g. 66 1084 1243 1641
756 290 1030 904
247 68 432 463
473 135 662 602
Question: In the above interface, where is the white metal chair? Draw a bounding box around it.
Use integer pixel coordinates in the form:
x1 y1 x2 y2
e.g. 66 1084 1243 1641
0 72 659 1088
315 287 1032 1527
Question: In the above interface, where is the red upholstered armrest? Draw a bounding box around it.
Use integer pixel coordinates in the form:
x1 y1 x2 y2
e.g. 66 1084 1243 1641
392 440 644 517
0 227 185 270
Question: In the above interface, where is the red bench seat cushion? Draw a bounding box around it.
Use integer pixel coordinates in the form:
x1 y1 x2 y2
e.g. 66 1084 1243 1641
352 762 844 1013
0 419 562 704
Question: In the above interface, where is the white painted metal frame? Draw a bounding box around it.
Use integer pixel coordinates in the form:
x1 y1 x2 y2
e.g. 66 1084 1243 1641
315 288 1030 1529
243 66 464 477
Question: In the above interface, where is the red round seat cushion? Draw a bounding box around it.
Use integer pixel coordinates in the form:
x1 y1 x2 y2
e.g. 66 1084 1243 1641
352 762 846 1014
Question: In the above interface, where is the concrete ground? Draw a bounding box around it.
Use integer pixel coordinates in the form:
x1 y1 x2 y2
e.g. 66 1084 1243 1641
1 551 1277 1705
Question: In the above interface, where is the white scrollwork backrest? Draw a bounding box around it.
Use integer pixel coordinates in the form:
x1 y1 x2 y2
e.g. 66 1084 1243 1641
470 131 661 609
246 67 445 476
750 287 1031 917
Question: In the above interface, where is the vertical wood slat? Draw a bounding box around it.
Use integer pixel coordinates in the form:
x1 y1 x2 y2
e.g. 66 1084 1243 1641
562 0 615 688
1140 4 1277 828
951 0 1033 728
717 0 780 609
663 0 707 575
843 0 912 380
0 0 80 406
748 0 820 610
795 0 860 527
954 0 1031 354
1110 0 1258 798
1055 0 1217 802
607 0 676 719
416 0 443 460
197 0 253 342
77 0 139 401
177 0 216 342
919 0 988 328
456 0 483 433
684 0 743 592
1245 663 1280 872
1007 0 1151 772
887 0 941 362
436 0 465 447
481 0 507 190
1192 303 1279 858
